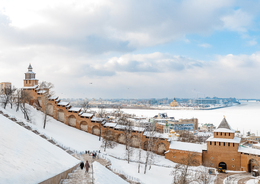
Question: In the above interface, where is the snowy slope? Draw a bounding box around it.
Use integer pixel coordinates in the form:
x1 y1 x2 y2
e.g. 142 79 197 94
0 114 79 184
0 105 215 184
1 105 102 151
93 162 128 184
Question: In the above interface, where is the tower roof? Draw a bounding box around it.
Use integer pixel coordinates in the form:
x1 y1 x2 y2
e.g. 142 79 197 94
28 63 32 69
214 117 235 133
217 117 231 129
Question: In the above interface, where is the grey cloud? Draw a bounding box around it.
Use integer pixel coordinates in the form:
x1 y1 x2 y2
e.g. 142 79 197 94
93 53 203 74
0 0 256 54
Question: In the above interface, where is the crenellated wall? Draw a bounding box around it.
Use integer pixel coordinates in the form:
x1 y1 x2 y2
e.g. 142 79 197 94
22 87 170 155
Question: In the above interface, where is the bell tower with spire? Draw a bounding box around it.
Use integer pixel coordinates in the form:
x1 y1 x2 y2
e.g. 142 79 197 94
24 64 39 87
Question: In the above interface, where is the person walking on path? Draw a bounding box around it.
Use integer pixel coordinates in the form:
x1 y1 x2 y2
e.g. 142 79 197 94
85 160 90 173
80 161 84 170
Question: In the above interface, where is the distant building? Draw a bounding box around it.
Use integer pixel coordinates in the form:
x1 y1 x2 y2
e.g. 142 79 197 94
245 135 260 143
170 98 179 107
191 98 219 105
168 118 198 131
0 82 11 94
199 123 216 132
152 113 198 133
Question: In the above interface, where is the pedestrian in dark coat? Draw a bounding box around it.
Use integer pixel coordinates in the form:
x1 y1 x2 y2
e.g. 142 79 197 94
85 160 90 173
80 161 84 170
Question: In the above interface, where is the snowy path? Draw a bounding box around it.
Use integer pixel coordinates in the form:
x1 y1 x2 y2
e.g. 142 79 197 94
61 153 129 184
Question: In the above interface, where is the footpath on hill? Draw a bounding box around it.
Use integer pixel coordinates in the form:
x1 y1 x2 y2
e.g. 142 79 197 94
0 110 136 184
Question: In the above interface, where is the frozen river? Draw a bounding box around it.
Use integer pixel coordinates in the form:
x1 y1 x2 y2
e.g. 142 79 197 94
100 102 260 135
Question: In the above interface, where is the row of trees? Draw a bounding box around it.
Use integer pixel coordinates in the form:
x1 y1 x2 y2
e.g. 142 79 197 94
95 107 215 181
0 81 54 129
95 107 163 174
0 86 32 121
172 154 214 184
178 130 210 143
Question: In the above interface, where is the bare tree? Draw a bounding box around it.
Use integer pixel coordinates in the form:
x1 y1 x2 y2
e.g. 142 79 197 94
137 123 144 173
15 89 22 112
0 86 16 109
19 90 32 121
96 106 106 141
171 152 200 184
113 105 122 118
117 115 133 164
81 98 91 112
9 86 17 109
178 130 198 143
195 167 215 184
101 128 117 152
38 81 54 129
143 122 161 174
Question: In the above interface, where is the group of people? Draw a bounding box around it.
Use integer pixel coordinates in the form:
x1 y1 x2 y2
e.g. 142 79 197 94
80 150 101 173
85 150 100 159
80 160 90 173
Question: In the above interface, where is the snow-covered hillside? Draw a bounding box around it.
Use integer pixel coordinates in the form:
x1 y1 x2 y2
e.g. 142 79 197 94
93 162 128 184
0 112 79 184
0 105 214 184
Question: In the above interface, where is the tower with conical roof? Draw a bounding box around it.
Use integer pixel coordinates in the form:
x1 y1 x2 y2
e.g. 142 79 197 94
203 117 241 171
24 64 39 87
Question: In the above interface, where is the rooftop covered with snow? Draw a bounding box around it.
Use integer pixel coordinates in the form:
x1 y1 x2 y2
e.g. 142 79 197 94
37 90 46 94
69 107 81 112
80 112 94 118
143 131 169 139
207 136 241 143
22 85 38 89
238 146 260 156
49 96 58 100
169 141 204 153
104 122 117 127
91 117 105 122
57 101 70 106
132 127 146 132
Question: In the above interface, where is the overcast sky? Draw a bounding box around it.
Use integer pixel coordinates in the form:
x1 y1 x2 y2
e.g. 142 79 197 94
0 0 260 99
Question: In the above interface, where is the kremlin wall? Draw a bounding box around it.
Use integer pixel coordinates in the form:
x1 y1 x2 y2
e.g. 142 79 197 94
21 64 260 172
22 64 170 155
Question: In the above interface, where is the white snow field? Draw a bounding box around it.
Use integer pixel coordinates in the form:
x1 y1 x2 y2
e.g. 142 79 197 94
114 102 260 134
0 104 216 184
93 162 128 184
0 113 79 184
